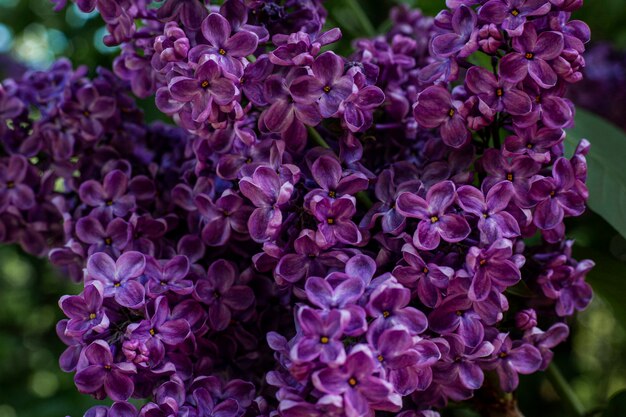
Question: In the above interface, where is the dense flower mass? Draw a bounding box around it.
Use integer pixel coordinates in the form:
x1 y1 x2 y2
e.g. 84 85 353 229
0 0 594 415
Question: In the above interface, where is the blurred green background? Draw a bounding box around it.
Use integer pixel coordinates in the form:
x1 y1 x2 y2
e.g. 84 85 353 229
1 0 626 416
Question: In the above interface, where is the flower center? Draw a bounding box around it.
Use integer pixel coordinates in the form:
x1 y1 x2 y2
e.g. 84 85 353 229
496 88 504 97
377 354 384 362
201 80 210 89
382 310 390 318
323 85 331 93
525 52 534 60
326 218 335 225
214 291 221 299
328 190 336 198
430 215 439 223
506 173 514 181
218 48 226 55
448 108 455 117
104 365 111 370
549 190 556 197
499 352 508 358
83 110 90 117
149 328 156 336
479 259 487 266
320 336 329 344
456 310 463 316
106 200 113 206
423 267 429 274
114 282 121 287
6 181 15 189
348 377 358 387
527 143 533 149
89 313 96 320
104 237 113 245
511 8 520 16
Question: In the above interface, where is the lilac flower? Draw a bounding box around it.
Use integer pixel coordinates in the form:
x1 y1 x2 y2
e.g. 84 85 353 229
413 85 469 148
191 12 258 77
59 281 109 337
513 83 573 129
166 59 237 124
438 334 494 390
396 181 471 250
342 84 385 133
465 66 532 116
539 259 593 316
194 259 254 331
393 244 454 308
466 239 522 301
144 255 193 297
156 0 208 30
500 24 564 89
457 181 521 243
74 340 136 401
480 150 541 205
0 155 35 211
86 251 146 309
291 307 347 364
529 157 586 230
191 387 240 417
61 84 116 141
478 0 551 37
312 347 402 416
503 125 564 163
239 166 294 242
75 217 131 257
301 51 355 117
524 323 569 369
195 191 250 246
306 155 369 204
79 170 136 218
312 197 362 247
484 333 542 392
432 5 478 58
515 309 537 330
429 294 485 348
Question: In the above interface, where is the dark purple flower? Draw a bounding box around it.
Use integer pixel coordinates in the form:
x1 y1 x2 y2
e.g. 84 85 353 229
166 59 237 124
79 170 136 218
86 251 146 309
500 24 564 89
144 255 193 297
306 155 368 204
190 12 258 77
75 217 131 257
59 281 109 337
458 181 521 243
0 155 35 211
478 0 551 37
529 157 586 230
513 82 573 129
438 334 494 390
484 333 542 392
524 323 569 369
413 85 469 148
157 0 209 30
429 294 485 348
291 307 347 364
312 197 362 247
393 244 454 308
74 340 136 401
480 150 541 205
465 66 532 116
515 308 537 330
342 84 385 133
191 387 240 417
539 259 593 316
312 347 402 416
503 125 564 163
466 239 522 301
397 181 471 250
61 84 116 141
239 166 294 242
432 5 479 58
194 259 254 331
196 191 250 246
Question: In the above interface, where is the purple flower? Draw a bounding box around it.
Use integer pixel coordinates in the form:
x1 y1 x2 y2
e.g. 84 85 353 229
438 334 494 390
75 217 131 257
342 84 385 133
156 0 208 30
195 190 250 246
194 259 254 331
466 239 522 301
312 347 402 416
306 155 369 204
478 0 551 37
0 155 35 211
465 66 533 116
190 12 258 77
513 83 573 129
484 333 542 392
74 340 136 401
500 24 564 89
429 294 485 348
413 85 469 148
524 323 569 369
515 308 537 330
432 5 479 58
480 149 541 205
79 170 136 218
240 55 274 106
503 125 564 163
397 181 471 250
144 255 193 297
61 84 116 141
59 281 109 337
539 259 593 316
191 387 240 417
458 181 521 243
393 244 454 308
86 251 146 309
529 157 586 230
291 307 347 364
312 197 362 247
166 59 237 124
239 166 294 242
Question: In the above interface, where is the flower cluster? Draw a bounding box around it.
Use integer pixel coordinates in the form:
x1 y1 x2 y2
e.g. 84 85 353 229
0 0 595 415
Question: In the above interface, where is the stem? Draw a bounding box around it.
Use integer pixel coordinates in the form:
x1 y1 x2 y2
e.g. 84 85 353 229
344 0 377 37
547 363 585 417
307 126 330 149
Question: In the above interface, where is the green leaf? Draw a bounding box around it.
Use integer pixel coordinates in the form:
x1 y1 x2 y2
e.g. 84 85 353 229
601 390 626 417
566 109 626 240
